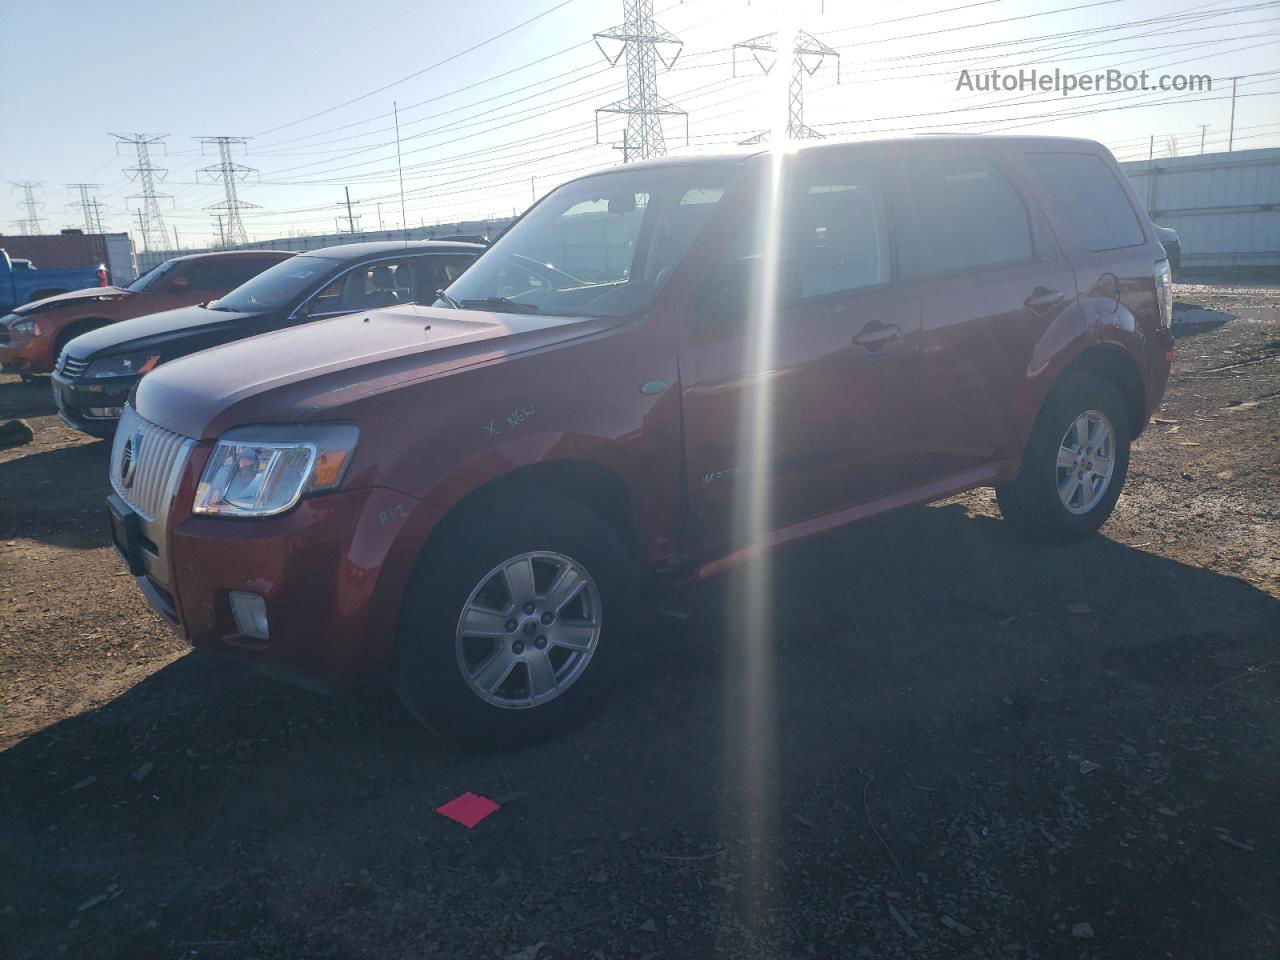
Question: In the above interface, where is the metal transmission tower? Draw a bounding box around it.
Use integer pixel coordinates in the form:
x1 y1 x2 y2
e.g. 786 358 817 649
113 133 171 252
593 0 686 163
733 29 840 144
9 181 47 235
66 183 108 233
196 136 259 248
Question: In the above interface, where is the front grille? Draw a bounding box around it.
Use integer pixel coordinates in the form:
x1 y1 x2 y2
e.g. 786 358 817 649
110 405 195 522
57 352 90 378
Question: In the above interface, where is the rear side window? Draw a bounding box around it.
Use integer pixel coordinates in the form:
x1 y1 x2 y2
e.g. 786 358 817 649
1024 151 1145 251
896 155 1034 276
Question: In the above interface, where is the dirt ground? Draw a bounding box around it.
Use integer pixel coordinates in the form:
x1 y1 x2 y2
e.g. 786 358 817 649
1 280 1277 959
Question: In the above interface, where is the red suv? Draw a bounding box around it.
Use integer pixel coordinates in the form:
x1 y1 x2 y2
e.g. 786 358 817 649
105 137 1174 747
0 250 293 376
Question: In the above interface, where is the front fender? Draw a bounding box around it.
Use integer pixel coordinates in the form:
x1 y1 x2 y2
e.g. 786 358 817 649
419 429 637 511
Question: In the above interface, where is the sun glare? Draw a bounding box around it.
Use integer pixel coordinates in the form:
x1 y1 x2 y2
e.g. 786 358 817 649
722 0 799 924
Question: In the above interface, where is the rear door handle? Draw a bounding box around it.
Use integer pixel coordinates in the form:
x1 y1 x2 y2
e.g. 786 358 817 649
852 320 901 350
1024 286 1065 312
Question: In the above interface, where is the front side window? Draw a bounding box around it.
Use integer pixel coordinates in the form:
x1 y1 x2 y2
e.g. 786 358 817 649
1025 151 1146 252
411 254 475 303
896 154 1035 277
305 259 428 315
442 165 738 317
720 163 891 301
209 256 342 313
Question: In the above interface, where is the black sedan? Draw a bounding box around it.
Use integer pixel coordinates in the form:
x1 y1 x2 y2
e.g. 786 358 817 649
52 240 482 437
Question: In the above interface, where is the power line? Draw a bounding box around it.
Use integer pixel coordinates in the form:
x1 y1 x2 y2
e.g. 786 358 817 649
733 29 840 143
8 181 47 235
112 133 171 253
594 0 686 161
65 184 108 233
252 0 582 138
196 136 259 246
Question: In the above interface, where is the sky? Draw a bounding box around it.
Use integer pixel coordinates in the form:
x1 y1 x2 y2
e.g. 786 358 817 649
2 0 1277 248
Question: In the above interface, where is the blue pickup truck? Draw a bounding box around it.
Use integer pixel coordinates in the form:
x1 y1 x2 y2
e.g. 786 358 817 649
0 248 107 316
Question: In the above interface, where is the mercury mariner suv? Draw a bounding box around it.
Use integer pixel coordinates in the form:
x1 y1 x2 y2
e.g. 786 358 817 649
104 137 1175 748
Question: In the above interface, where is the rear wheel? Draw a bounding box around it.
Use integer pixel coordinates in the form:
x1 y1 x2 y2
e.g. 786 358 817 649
997 373 1131 543
395 492 637 749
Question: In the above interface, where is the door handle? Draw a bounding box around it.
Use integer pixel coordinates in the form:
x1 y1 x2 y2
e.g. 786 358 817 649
852 320 901 350
1024 286 1065 312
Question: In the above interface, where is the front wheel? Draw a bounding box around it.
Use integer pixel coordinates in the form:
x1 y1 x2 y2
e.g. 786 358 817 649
395 492 637 749
997 373 1131 543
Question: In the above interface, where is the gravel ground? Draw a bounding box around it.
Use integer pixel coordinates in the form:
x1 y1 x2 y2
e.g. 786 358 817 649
1 280 1277 959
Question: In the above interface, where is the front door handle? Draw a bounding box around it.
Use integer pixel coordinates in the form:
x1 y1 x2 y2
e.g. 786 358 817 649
1024 286 1065 312
852 320 901 350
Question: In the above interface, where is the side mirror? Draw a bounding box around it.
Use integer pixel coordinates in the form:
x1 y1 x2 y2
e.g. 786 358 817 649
169 276 190 292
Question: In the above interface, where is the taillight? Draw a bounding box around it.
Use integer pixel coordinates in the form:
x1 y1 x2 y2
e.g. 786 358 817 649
97 265 109 287
1154 259 1173 328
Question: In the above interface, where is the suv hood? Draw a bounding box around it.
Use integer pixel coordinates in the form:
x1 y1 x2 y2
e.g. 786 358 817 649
16 285 129 314
134 305 609 439
64 303 260 359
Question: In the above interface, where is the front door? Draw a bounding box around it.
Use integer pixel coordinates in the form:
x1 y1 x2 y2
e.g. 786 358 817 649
680 154 920 559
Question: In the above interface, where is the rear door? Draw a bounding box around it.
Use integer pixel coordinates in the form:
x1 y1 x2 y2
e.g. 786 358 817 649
888 147 1077 483
680 153 921 556
1020 149 1169 401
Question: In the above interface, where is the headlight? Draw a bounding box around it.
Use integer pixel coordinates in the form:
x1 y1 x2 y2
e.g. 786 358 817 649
12 318 38 337
84 352 160 379
193 423 360 517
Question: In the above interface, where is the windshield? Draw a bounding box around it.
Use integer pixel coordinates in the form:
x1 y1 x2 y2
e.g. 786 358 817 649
125 259 181 292
209 255 342 312
442 165 737 317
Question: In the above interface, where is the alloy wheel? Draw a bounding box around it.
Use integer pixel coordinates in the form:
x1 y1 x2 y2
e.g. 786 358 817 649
454 551 603 709
1056 409 1116 515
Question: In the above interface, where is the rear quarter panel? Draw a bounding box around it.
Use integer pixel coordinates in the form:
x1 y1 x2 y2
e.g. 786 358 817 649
990 140 1171 448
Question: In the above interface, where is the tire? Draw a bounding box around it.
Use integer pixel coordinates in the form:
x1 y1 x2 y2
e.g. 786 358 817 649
997 373 1131 544
394 492 638 750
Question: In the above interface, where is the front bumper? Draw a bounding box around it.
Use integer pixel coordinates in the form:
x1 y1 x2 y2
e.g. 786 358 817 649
0 336 52 374
127 484 443 683
51 371 135 436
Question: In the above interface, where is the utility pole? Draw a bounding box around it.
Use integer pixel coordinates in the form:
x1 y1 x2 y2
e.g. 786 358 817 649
594 0 686 162
214 214 226 249
1148 135 1154 163
733 29 840 144
196 136 258 248
1198 124 1208 155
172 226 180 251
377 202 384 231
9 181 47 235
1228 77 1237 152
65 183 107 233
113 133 171 254
337 186 361 233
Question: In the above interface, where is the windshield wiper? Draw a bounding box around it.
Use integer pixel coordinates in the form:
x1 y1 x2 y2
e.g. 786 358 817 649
435 288 463 309
461 297 540 314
